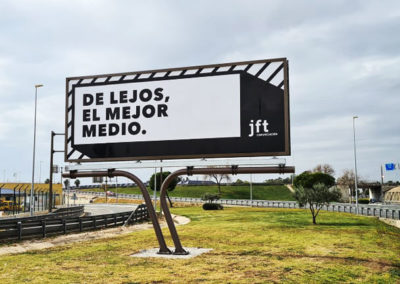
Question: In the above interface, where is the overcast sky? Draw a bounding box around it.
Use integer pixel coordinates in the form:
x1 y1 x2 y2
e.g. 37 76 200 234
0 0 399 185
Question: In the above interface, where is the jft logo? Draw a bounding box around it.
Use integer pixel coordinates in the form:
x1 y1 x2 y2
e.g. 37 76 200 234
248 119 269 137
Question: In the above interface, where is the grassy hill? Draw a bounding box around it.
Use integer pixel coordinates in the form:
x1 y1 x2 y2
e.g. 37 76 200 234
81 184 295 201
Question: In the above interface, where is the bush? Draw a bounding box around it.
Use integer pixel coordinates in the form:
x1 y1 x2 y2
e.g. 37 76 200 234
201 193 220 202
357 198 369 204
202 203 223 210
293 183 341 224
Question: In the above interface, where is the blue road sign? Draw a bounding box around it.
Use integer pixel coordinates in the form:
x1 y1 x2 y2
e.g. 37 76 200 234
385 163 396 171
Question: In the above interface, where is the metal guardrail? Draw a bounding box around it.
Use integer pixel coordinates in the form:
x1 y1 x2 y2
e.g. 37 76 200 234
0 206 84 225
0 204 148 241
77 191 400 220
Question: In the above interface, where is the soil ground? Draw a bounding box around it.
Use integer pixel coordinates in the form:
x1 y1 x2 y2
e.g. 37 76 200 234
0 214 189 256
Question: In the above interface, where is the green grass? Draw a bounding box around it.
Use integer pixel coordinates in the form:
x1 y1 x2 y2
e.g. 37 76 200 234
81 184 295 201
0 207 399 283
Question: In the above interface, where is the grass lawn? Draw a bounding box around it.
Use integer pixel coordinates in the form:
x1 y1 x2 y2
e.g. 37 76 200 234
81 184 295 201
0 207 399 283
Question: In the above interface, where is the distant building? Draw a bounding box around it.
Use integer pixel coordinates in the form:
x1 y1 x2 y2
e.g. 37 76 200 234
384 186 400 203
179 179 216 186
0 188 24 201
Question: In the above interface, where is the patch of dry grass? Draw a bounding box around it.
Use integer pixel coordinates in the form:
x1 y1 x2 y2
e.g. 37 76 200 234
94 197 201 208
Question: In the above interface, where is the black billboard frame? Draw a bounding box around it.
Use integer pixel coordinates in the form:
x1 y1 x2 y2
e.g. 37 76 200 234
65 58 290 163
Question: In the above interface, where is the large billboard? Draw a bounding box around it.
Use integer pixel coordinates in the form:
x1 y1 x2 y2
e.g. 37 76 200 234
65 58 290 162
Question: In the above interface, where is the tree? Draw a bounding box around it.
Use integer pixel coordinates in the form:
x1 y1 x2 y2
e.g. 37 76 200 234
149 171 180 192
294 183 341 224
63 179 69 189
312 164 335 176
294 171 335 189
337 169 361 202
234 179 248 185
74 179 80 189
44 178 50 184
149 171 180 208
264 176 292 185
337 169 357 189
203 167 232 195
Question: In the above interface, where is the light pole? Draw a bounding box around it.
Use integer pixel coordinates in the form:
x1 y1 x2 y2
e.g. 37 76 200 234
249 174 253 204
30 84 43 216
353 116 359 214
39 160 43 184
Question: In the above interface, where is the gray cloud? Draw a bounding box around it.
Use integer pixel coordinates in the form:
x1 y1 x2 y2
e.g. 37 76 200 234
0 0 399 183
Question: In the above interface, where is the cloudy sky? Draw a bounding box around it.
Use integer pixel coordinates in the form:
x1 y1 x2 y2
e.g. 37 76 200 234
0 0 399 184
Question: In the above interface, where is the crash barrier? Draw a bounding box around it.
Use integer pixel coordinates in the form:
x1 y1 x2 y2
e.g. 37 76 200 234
77 191 400 220
0 206 84 224
0 204 148 241
50 205 85 218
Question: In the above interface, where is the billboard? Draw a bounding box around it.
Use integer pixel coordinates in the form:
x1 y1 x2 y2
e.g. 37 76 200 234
65 58 290 162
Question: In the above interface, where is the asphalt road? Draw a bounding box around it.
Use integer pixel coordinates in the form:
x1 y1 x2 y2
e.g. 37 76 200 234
84 204 138 216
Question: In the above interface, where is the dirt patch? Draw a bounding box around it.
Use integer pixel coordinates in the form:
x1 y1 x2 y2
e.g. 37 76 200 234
0 214 190 256
379 218 400 229
131 247 213 259
285 184 295 193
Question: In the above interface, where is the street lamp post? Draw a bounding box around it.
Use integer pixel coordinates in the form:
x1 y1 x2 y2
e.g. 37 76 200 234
39 160 43 184
30 84 43 216
353 116 359 214
249 174 253 204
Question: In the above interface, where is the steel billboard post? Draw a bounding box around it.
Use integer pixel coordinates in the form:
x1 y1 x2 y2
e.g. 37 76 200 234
49 132 65 212
62 169 171 254
153 168 157 211
49 132 54 211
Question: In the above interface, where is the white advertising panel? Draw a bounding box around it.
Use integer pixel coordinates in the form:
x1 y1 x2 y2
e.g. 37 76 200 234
74 75 240 144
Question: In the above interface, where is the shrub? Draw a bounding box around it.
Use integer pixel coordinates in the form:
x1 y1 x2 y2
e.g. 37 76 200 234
201 193 220 202
357 198 369 204
202 203 223 210
293 183 341 224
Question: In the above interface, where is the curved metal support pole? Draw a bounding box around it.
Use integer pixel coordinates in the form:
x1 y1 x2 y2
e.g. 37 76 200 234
63 169 172 254
160 166 295 255
160 169 189 255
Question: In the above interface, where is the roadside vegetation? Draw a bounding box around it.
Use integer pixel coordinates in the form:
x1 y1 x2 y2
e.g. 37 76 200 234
80 184 295 201
293 171 341 224
0 206 399 283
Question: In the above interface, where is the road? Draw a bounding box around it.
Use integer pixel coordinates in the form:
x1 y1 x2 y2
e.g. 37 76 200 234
84 203 138 216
